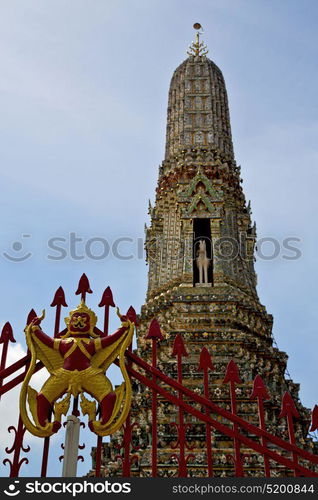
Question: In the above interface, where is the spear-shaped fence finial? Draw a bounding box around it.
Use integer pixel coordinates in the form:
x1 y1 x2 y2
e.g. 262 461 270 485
75 274 92 303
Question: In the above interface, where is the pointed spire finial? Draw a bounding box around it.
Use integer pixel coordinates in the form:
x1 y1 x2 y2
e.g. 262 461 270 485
187 23 208 57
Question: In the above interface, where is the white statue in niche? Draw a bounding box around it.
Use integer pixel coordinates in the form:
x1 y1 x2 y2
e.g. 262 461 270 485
196 240 210 284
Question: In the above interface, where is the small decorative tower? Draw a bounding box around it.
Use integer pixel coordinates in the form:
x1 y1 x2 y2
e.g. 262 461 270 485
146 26 256 298
102 25 314 477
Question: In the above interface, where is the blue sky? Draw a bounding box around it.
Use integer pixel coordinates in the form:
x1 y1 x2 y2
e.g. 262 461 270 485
0 0 317 477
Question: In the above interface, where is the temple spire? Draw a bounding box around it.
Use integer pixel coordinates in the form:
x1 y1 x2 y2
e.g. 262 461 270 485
187 23 208 57
165 24 233 160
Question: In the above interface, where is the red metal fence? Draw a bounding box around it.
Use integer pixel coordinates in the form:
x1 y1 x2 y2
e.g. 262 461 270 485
0 275 317 477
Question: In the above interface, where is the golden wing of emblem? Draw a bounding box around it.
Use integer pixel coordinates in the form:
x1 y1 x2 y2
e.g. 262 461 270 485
30 331 63 373
20 311 64 437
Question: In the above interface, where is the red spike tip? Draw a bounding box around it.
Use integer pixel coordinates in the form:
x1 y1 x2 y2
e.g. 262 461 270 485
50 286 68 307
223 360 242 385
250 375 270 401
146 318 163 340
172 334 188 358
309 405 318 432
27 309 37 326
75 273 92 297
126 306 138 325
198 347 214 372
278 392 300 419
0 322 16 344
98 286 115 308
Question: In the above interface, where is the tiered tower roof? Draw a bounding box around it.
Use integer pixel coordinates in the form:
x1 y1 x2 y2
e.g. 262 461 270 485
165 28 234 161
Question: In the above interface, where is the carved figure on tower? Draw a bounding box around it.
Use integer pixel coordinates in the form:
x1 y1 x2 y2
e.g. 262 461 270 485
20 301 134 438
196 239 210 284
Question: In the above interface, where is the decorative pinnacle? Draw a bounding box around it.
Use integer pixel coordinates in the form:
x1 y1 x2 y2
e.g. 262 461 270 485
278 392 300 420
310 405 318 432
146 318 163 340
27 309 37 326
98 286 115 308
172 334 188 358
126 306 138 326
51 286 68 307
198 346 214 372
250 375 270 401
75 273 92 300
223 360 242 385
187 23 208 57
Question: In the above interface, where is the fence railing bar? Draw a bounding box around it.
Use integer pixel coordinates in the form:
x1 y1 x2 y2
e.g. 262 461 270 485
122 360 317 476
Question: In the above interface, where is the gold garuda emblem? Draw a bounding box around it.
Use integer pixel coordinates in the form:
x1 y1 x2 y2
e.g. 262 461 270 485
19 302 134 437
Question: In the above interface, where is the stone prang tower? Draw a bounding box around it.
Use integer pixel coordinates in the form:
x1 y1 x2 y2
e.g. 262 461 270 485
101 27 314 477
